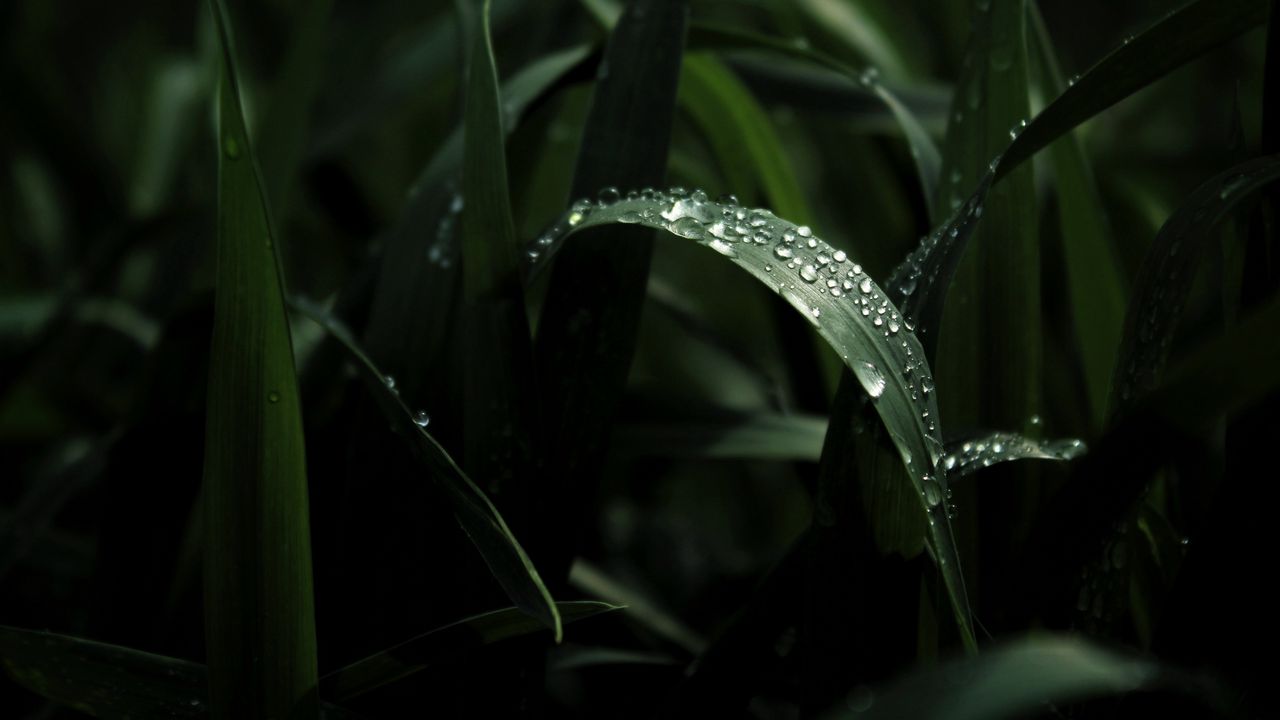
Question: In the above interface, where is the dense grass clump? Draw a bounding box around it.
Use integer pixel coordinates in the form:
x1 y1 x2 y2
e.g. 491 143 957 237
1 0 1277 718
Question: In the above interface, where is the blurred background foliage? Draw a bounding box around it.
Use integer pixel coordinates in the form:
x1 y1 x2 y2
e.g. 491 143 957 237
0 0 1275 718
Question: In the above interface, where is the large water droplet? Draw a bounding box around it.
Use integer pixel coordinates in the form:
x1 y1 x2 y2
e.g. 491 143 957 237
853 360 886 399
799 265 819 283
413 411 431 428
774 244 794 259
670 217 705 239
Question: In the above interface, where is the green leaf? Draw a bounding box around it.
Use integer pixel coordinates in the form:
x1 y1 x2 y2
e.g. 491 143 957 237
613 412 828 461
361 42 595 404
532 0 689 583
321 601 620 701
0 624 209 719
889 0 1269 356
291 298 562 640
686 22 941 217
1028 5 1126 429
530 188 974 649
678 53 813 222
203 2 318 718
825 636 1212 720
941 431 1085 482
1110 155 1280 417
460 0 536 505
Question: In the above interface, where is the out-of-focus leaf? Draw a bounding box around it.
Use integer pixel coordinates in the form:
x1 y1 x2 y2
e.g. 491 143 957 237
613 412 828 461
824 636 1213 720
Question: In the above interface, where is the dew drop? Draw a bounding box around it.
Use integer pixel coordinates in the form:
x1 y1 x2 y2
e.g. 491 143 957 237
859 278 873 294
853 360 886 399
413 411 431 428
799 265 819 283
774 244 794 259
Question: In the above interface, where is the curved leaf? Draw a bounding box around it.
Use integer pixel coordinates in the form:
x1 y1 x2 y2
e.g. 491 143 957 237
528 188 973 648
942 431 1085 482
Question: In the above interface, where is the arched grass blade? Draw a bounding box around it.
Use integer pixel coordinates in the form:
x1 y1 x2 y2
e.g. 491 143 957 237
291 298 562 641
1110 155 1280 417
942 431 1085 482
823 636 1216 720
529 189 974 649
687 22 940 216
889 0 1269 355
203 2 318 717
321 601 620 701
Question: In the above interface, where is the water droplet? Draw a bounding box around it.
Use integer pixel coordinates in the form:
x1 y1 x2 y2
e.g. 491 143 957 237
853 360 886 399
384 375 397 391
670 217 705 239
708 238 737 257
922 477 943 506
597 186 621 205
567 211 585 226
774 244 794 259
796 225 813 238
859 278 873 294
833 250 847 263
413 411 431 428
799 265 819 283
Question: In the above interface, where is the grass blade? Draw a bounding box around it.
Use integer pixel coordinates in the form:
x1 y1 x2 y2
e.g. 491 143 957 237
0 624 208 718
203 2 318 717
890 0 1269 356
1028 5 1126 429
687 22 940 215
942 431 1085 482
678 53 813 221
460 0 535 507
292 299 562 639
613 412 828 461
532 0 689 583
531 189 974 648
1110 155 1280 417
321 601 620 701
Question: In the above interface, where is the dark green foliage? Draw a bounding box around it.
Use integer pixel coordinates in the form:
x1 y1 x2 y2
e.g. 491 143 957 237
1 0 1277 718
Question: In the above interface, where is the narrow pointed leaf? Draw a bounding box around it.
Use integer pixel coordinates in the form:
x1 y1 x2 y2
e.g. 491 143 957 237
1110 155 1280 417
291 299 562 640
687 22 940 214
1028 5 1126 428
889 0 1269 355
942 431 1085 482
321 601 620 701
203 2 318 717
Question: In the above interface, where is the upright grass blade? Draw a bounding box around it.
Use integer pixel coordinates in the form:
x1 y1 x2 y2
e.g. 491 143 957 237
532 0 689 583
933 0 1038 428
678 53 813 221
203 2 318 718
320 601 620 701
1028 5 1126 429
291 299 562 639
530 189 975 649
687 23 940 215
889 0 1270 357
460 0 535 504
822 636 1215 720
